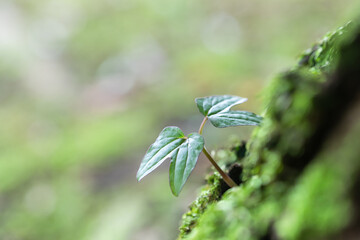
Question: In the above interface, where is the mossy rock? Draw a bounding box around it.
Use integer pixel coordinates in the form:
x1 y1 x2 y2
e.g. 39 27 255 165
178 21 360 240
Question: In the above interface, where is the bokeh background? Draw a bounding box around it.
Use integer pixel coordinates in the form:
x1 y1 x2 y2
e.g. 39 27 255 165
1 0 359 239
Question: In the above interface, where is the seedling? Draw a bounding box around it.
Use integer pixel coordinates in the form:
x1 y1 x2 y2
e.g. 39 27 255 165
136 95 262 196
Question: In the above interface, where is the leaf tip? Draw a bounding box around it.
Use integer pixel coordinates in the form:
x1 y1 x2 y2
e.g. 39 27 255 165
136 167 147 182
136 172 142 182
170 185 180 197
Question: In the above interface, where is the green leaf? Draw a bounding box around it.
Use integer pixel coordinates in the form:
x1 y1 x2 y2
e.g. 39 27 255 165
195 95 262 128
137 127 185 181
169 133 204 196
195 95 247 117
208 111 263 128
137 127 204 196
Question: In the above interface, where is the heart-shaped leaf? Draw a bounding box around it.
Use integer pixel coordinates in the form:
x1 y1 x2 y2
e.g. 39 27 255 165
137 127 204 196
195 95 247 117
208 110 262 128
195 95 262 128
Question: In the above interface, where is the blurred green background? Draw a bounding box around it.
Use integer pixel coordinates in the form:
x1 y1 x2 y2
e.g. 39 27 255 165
0 0 359 239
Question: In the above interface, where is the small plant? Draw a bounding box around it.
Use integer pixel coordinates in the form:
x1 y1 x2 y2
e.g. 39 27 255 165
136 95 262 196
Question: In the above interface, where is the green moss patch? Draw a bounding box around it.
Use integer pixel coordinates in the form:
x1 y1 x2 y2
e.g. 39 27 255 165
178 21 360 240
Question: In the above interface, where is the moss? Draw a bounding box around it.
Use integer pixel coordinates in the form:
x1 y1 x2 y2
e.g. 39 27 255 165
178 21 360 240
185 175 290 240
298 22 352 71
244 69 324 179
276 120 360 240
178 143 248 239
178 172 222 239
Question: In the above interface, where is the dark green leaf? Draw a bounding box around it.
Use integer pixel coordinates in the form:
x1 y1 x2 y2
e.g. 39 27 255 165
195 95 262 128
169 133 204 196
208 111 263 128
137 127 204 196
137 127 185 181
195 95 247 117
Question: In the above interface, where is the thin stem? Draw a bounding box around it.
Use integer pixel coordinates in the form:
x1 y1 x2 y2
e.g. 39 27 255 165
198 116 208 135
202 147 237 188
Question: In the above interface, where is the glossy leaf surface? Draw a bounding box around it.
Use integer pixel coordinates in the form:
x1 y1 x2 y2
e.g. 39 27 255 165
169 133 204 196
137 127 204 196
195 95 262 128
195 95 247 117
208 111 262 128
